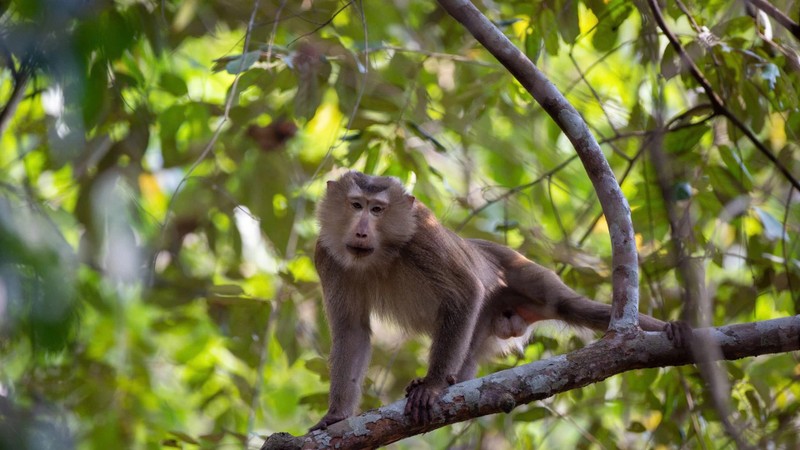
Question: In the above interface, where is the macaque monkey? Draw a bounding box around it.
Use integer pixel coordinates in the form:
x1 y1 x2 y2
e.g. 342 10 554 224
311 171 670 430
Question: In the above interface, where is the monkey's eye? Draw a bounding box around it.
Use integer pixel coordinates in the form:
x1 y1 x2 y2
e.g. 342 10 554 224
370 206 383 214
351 202 363 210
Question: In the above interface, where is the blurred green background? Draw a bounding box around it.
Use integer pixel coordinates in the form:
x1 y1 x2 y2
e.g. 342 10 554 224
0 0 798 448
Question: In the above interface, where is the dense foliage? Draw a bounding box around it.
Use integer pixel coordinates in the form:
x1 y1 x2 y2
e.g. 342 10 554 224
0 0 798 448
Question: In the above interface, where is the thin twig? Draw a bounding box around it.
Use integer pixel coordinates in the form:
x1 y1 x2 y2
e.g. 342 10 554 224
0 66 31 138
782 187 798 308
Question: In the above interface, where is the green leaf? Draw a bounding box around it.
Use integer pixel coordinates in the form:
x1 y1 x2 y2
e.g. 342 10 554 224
707 164 747 202
275 300 301 364
541 9 560 56
158 104 185 158
513 406 551 422
82 62 107 127
525 25 543 64
557 0 580 44
663 124 708 159
287 255 319 283
209 284 245 296
102 10 136 60
717 145 753 190
591 0 632 52
627 421 647 433
299 392 329 409
305 357 330 380
160 72 188 97
660 42 681 80
753 207 785 241
226 50 260 74
168 431 199 445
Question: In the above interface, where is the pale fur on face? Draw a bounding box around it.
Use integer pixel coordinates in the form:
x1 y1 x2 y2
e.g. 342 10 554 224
316 171 417 271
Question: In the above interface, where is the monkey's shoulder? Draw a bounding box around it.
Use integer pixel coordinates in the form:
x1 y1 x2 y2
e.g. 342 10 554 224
402 228 480 271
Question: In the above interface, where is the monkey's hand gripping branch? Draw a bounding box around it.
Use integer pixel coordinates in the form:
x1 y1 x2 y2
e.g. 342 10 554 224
404 374 459 424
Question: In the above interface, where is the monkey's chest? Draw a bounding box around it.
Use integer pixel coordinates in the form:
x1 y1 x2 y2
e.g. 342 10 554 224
369 272 441 334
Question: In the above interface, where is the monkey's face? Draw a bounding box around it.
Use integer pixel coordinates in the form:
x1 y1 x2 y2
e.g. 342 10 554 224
342 192 386 259
317 172 417 270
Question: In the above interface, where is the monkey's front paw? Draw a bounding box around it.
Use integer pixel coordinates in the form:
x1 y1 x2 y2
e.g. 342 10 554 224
309 412 347 432
405 375 456 396
404 377 425 396
664 321 693 348
404 377 448 424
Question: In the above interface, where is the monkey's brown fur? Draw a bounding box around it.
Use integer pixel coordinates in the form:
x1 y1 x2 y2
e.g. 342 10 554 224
311 171 667 429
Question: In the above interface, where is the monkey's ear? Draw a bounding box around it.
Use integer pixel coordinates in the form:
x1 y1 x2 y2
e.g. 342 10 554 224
406 195 415 205
327 180 335 190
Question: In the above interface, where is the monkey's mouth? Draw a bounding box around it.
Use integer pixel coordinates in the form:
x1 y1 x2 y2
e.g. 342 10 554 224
346 245 374 257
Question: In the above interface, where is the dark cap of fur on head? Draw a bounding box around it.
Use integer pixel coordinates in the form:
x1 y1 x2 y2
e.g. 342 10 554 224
349 171 396 195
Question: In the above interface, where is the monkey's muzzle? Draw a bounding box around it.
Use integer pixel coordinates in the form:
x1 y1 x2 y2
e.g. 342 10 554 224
346 245 374 257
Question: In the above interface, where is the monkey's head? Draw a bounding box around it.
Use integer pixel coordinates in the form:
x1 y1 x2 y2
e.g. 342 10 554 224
317 171 417 270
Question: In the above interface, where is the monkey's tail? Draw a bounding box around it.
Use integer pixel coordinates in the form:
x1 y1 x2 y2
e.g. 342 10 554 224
547 293 666 332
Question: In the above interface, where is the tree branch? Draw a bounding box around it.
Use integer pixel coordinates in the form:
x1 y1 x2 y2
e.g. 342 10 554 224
647 113 749 448
746 0 800 42
0 67 31 139
261 316 800 449
434 0 640 332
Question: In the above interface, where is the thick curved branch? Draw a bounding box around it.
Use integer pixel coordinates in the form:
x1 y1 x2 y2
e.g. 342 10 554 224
261 316 800 449
645 0 800 192
435 0 640 332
